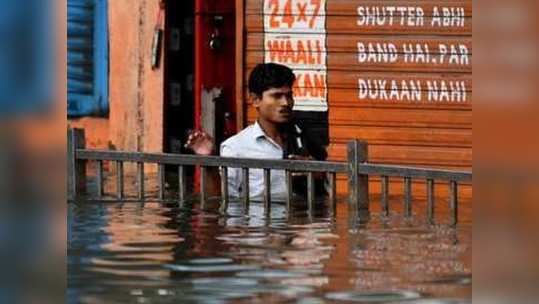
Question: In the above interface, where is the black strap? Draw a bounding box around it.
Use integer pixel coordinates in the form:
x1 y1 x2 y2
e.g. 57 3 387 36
282 123 327 161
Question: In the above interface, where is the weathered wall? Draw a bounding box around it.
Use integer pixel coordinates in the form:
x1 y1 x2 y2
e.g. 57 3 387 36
242 0 472 198
67 118 109 149
68 0 164 157
109 0 164 153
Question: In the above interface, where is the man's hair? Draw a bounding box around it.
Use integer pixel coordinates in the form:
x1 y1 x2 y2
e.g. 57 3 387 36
248 63 296 97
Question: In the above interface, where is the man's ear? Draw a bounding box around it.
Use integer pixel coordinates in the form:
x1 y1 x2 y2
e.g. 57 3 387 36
250 93 261 107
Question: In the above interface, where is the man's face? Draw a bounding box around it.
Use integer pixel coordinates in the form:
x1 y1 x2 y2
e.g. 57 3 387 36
253 86 294 124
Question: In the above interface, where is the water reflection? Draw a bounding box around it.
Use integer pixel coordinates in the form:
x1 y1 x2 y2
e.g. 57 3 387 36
68 197 471 303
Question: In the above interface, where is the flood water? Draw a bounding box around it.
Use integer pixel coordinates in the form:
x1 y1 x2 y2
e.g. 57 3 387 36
68 192 471 303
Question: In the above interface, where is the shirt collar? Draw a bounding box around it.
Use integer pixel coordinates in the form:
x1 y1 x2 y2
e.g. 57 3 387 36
252 121 267 140
252 120 284 149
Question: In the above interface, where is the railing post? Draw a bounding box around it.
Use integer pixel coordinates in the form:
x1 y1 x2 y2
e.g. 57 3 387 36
285 170 293 212
427 179 435 224
328 172 337 215
96 160 104 198
307 171 315 213
178 165 186 202
449 181 458 226
403 177 412 217
116 161 124 199
242 168 250 210
137 162 144 200
68 128 86 200
347 142 358 207
381 175 389 216
200 166 207 209
220 166 229 213
158 164 165 200
263 168 271 215
347 140 369 217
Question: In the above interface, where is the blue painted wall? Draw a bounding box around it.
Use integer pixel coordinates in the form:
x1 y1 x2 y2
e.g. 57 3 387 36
67 0 109 117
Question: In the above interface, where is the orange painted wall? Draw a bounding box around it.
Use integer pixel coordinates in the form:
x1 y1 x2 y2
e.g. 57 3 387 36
68 0 165 157
68 118 109 149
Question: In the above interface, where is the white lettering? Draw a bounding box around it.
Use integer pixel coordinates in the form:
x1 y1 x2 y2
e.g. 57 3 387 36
432 6 441 27
358 42 398 63
459 44 469 65
379 80 388 99
358 78 368 99
427 80 467 102
410 80 421 100
358 79 466 103
432 6 466 27
439 44 447 64
390 80 400 100
357 6 426 27
427 80 438 101
439 81 450 102
357 42 366 62
357 7 365 26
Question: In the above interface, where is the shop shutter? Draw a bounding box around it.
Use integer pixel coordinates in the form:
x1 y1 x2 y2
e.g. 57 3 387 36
243 0 472 198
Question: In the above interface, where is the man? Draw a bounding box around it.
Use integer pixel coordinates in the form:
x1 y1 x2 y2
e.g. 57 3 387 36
186 63 326 201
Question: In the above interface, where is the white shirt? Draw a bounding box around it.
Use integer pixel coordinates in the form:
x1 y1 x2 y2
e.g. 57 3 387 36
220 122 288 201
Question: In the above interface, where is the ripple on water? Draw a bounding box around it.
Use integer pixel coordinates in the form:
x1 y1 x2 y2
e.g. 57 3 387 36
187 276 313 300
395 299 470 304
69 200 471 303
184 258 233 264
325 290 422 302
164 263 260 273
424 274 472 285
188 277 265 299
236 269 306 279
164 257 260 273
189 277 259 286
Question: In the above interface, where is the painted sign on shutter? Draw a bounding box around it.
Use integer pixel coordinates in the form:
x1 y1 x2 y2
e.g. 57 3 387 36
245 0 473 184
263 0 328 112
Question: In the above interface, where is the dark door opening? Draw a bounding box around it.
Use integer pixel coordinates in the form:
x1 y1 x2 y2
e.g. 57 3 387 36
164 0 236 154
163 0 195 154
163 0 237 190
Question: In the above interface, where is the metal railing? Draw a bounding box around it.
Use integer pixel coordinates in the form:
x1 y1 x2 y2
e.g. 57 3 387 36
68 128 472 225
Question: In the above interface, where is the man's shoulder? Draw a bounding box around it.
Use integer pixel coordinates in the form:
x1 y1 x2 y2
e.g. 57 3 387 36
220 124 256 151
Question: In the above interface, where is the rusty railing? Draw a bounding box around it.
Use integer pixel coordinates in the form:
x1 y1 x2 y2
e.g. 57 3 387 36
68 128 471 225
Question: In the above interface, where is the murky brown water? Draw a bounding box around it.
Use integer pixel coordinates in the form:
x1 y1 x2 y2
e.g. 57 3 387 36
68 173 471 304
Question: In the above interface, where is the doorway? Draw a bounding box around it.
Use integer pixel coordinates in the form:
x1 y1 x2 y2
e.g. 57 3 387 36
163 0 236 189
164 0 236 154
163 0 195 154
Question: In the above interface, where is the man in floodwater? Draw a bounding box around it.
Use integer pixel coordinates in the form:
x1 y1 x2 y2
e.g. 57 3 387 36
186 63 327 201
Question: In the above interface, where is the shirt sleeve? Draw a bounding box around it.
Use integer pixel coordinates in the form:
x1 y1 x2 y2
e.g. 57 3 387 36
220 143 241 198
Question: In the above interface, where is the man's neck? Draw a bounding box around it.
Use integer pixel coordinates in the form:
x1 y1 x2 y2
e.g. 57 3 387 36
257 119 288 147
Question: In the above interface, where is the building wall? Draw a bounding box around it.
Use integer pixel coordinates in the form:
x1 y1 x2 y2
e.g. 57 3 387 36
68 0 164 156
241 0 472 198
